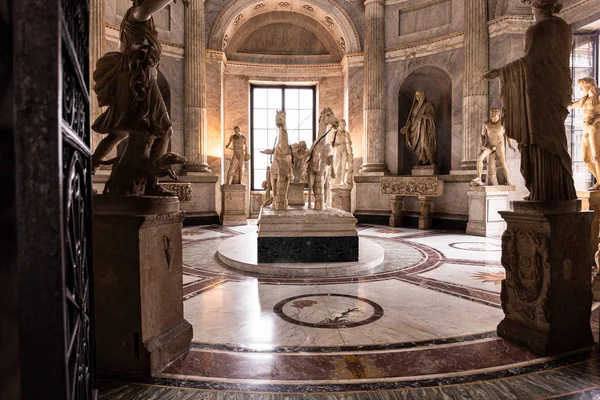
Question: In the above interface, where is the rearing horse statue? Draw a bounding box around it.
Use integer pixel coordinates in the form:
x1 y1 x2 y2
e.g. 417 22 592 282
307 108 339 210
270 110 293 210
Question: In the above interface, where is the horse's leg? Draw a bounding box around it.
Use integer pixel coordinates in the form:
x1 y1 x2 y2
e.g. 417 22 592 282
307 170 314 209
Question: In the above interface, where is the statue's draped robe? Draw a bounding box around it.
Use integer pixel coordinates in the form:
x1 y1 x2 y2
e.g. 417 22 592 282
406 101 437 165
92 7 171 138
499 15 576 201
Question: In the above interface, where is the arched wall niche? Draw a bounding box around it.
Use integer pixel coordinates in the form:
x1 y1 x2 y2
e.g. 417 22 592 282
397 66 452 175
209 0 361 55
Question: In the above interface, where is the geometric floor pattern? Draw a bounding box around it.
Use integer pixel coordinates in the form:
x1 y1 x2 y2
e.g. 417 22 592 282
99 222 600 399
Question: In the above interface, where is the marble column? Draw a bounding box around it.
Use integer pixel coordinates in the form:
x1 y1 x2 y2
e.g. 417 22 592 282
89 0 104 151
461 0 488 169
360 0 386 174
183 0 210 173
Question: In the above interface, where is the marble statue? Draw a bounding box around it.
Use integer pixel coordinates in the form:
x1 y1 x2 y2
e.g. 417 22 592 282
91 0 189 196
400 89 437 165
331 119 354 186
291 141 310 184
569 77 600 190
482 0 577 201
269 110 293 210
471 108 516 186
225 126 249 185
307 107 339 210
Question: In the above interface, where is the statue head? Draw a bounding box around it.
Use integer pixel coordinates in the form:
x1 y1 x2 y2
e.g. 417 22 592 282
578 77 600 106
319 107 340 129
415 89 426 102
521 0 563 17
339 119 347 131
298 141 307 152
275 110 286 127
233 126 241 134
490 108 501 122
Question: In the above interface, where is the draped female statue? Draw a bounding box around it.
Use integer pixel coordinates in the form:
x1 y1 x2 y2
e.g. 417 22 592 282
400 89 437 165
482 0 576 201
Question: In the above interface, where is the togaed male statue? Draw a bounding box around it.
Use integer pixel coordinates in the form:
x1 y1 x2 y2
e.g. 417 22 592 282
225 126 250 185
400 89 437 165
471 108 516 186
569 77 600 190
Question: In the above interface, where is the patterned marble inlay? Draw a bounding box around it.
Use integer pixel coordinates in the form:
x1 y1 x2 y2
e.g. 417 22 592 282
274 294 384 328
448 242 502 252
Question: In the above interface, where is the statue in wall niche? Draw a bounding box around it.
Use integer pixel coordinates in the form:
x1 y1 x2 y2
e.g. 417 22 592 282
91 0 190 196
307 107 339 210
482 0 577 201
400 89 437 166
471 108 516 186
291 141 310 184
569 77 600 190
225 126 250 185
330 119 354 186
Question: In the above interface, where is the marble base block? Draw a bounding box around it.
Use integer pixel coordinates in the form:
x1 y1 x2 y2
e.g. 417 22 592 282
578 190 600 301
498 200 594 355
331 185 352 212
412 164 439 176
220 184 247 226
93 196 192 377
467 185 515 237
257 205 358 263
389 196 403 227
249 191 263 219
288 183 306 206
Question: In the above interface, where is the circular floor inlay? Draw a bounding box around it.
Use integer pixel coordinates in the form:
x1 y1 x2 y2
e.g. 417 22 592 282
273 294 384 329
449 242 501 252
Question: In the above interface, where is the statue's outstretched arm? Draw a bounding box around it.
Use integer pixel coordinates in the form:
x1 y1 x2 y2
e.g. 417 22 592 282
134 0 188 21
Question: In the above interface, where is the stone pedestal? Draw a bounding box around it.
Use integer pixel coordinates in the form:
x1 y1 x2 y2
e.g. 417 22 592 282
418 196 432 230
412 164 438 176
93 196 192 377
288 183 306 206
467 185 515 237
389 196 403 227
578 190 600 300
220 184 247 226
257 206 358 263
249 191 263 219
331 185 352 212
498 200 594 355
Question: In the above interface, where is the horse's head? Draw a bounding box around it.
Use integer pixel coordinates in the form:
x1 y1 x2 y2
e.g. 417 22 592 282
275 110 286 128
319 107 339 129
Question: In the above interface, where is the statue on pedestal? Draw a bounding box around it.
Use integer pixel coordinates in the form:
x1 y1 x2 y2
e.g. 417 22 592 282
291 141 310 184
400 89 437 166
569 77 600 190
331 119 353 186
471 108 516 186
482 0 576 201
307 108 339 210
91 0 189 196
269 110 293 210
225 126 249 185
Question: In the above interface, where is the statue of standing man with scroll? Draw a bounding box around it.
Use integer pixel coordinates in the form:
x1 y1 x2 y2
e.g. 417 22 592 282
400 89 437 166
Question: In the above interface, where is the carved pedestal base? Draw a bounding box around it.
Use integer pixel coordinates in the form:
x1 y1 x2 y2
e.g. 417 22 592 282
221 184 247 226
412 164 439 176
93 196 192 377
250 191 263 219
466 185 515 237
578 190 600 301
389 196 403 227
498 200 594 355
418 196 432 230
288 183 306 206
331 185 352 212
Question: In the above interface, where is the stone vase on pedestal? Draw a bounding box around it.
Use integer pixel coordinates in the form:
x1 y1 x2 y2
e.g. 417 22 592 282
93 196 193 377
467 185 515 237
221 184 247 226
331 184 352 212
498 201 594 355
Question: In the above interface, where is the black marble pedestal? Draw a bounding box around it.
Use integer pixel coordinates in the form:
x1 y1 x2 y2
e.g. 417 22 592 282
257 236 359 263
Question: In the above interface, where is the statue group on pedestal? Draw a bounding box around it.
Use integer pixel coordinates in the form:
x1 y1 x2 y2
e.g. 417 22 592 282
91 0 190 197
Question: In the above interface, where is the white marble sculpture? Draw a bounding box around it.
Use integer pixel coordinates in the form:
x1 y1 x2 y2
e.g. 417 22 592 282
307 107 339 210
482 0 576 201
471 108 516 186
330 119 354 186
400 89 437 166
268 110 293 210
225 126 249 185
569 77 600 190
291 141 310 184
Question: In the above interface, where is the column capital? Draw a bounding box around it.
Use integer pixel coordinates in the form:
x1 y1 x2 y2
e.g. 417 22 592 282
364 0 384 6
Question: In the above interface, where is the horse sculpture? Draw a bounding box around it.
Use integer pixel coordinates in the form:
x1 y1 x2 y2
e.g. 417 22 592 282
307 108 339 210
270 110 293 210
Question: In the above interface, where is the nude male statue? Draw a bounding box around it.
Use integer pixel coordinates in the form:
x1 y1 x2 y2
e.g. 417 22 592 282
569 77 600 190
471 108 516 186
225 126 250 185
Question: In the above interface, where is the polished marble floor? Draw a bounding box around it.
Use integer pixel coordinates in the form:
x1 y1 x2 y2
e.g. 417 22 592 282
99 222 600 399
